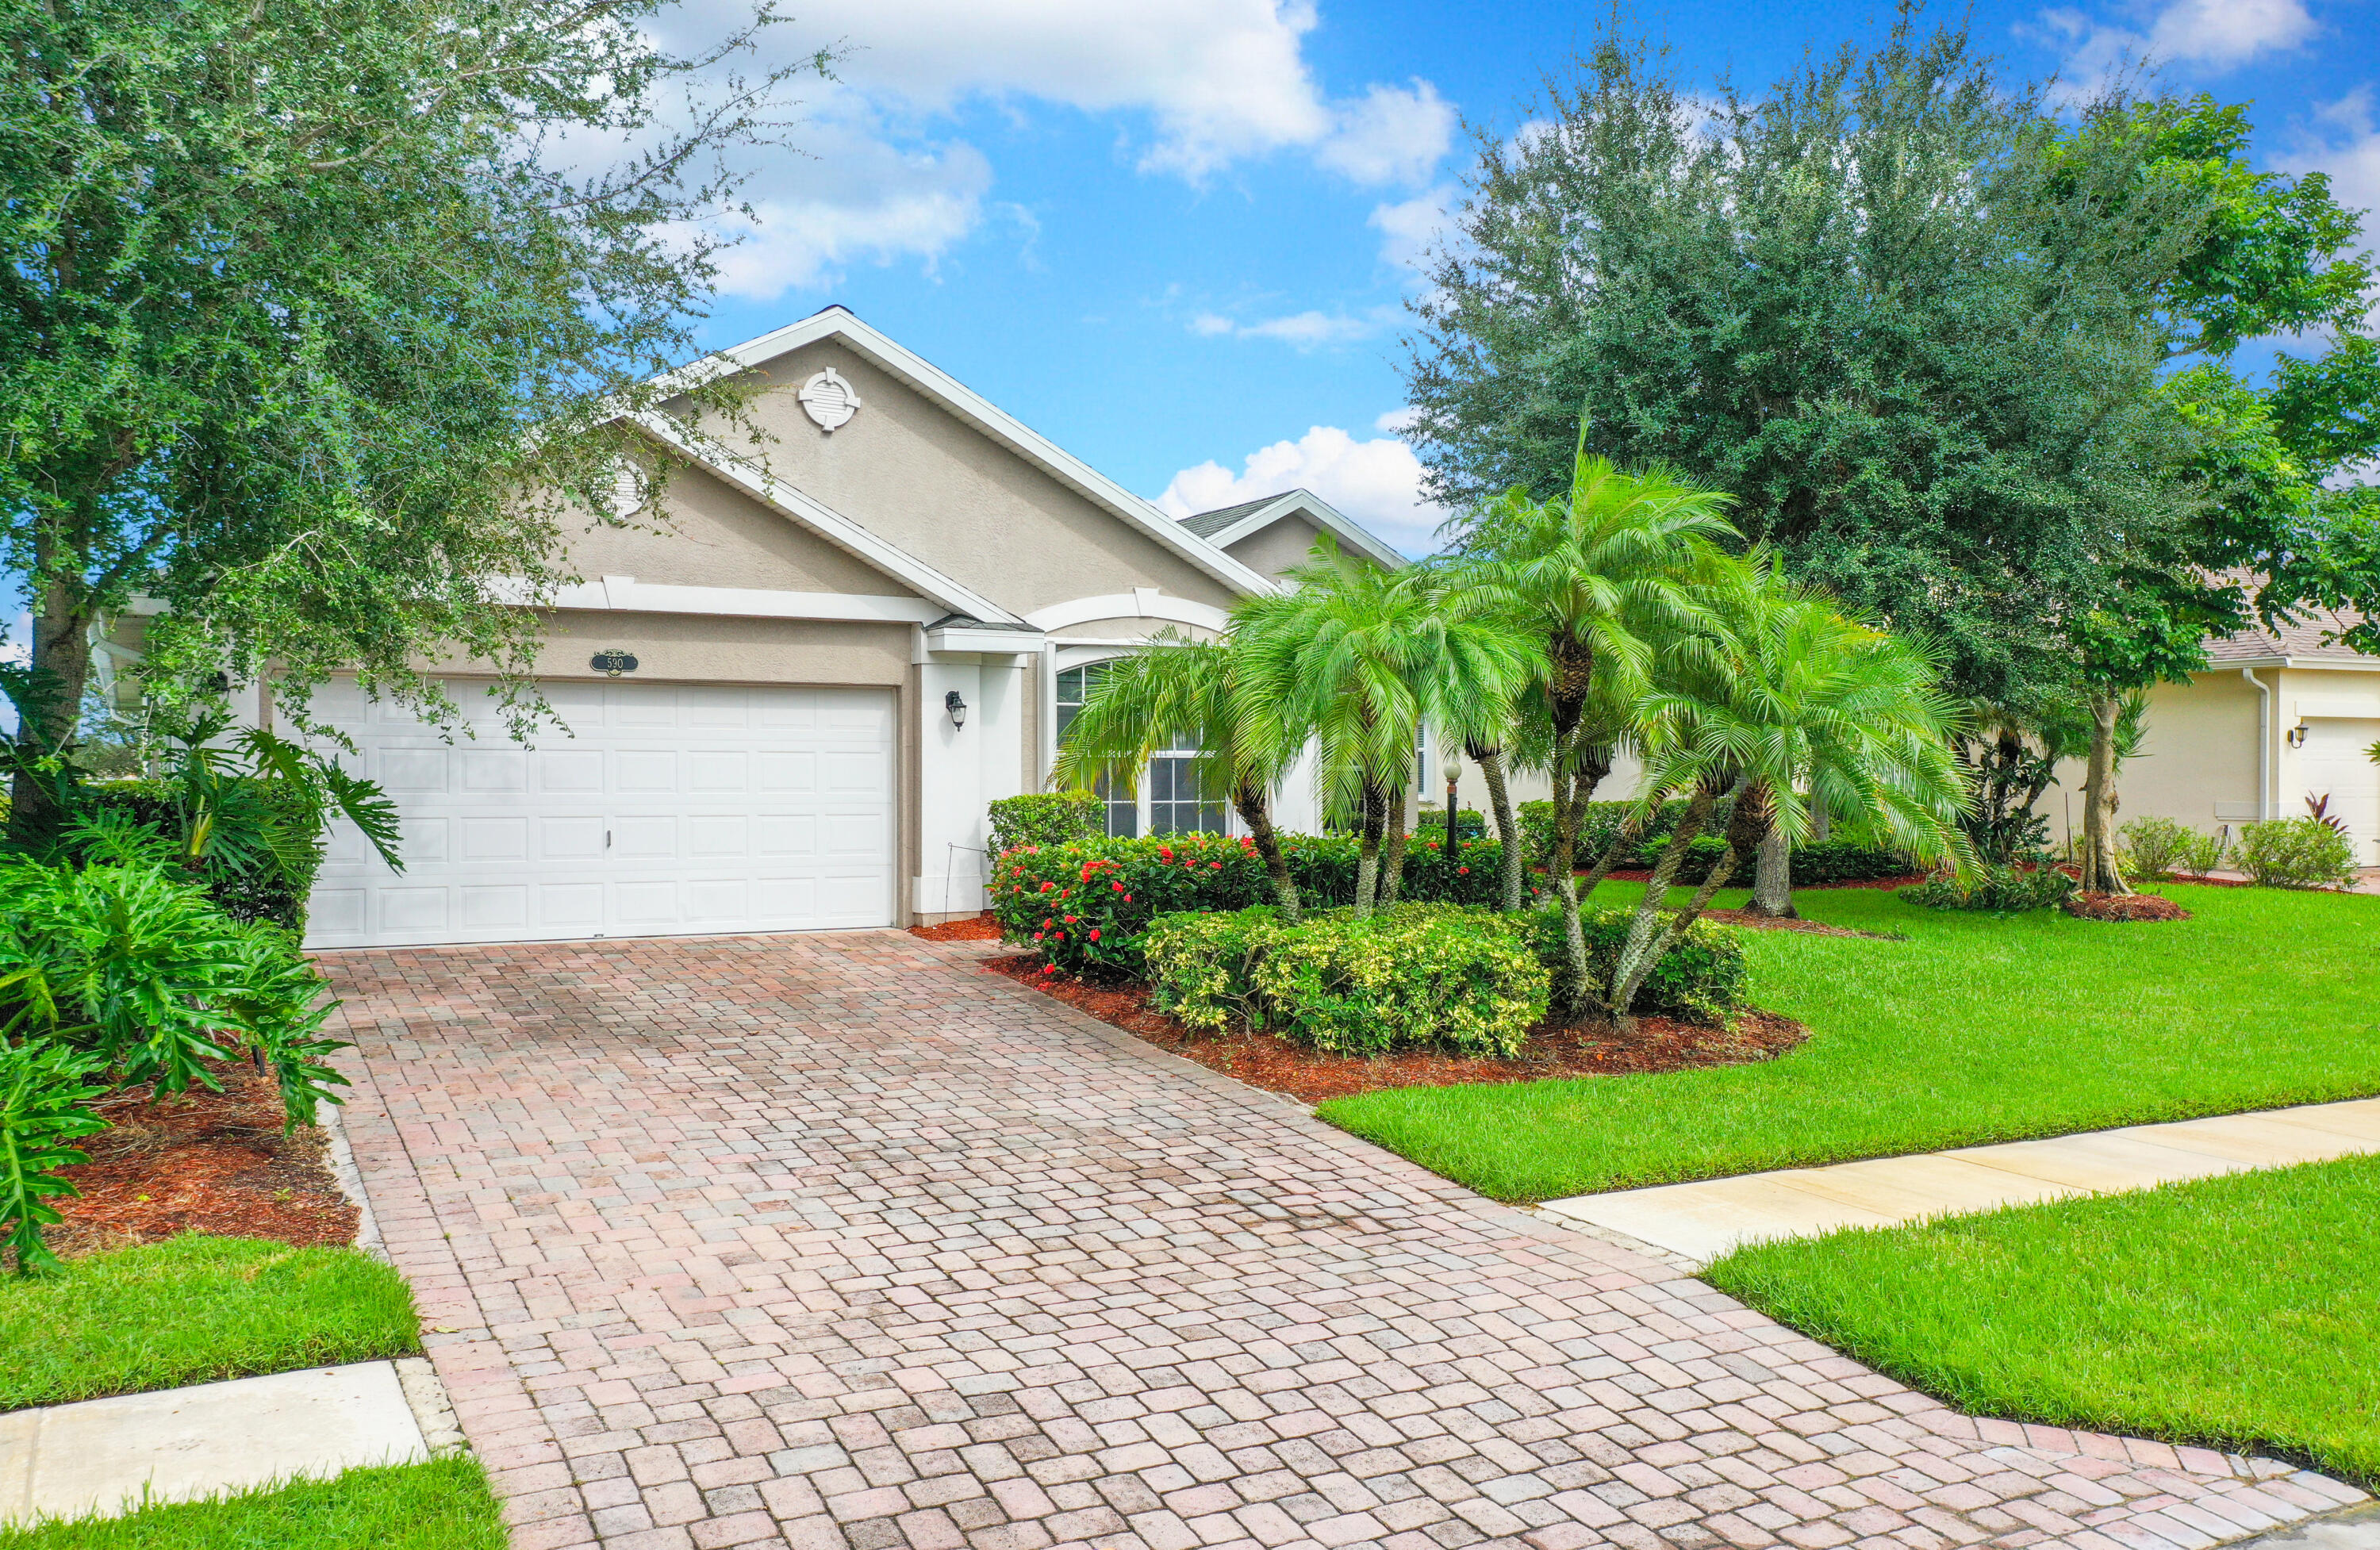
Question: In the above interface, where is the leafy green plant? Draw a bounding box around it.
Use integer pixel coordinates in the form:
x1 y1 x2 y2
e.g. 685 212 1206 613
985 792 1102 856
1140 908 1291 1032
1898 864 2078 913
2233 817 2359 888
2118 815 2228 881
0 1039 109 1275
0 851 348 1125
1253 907 1548 1058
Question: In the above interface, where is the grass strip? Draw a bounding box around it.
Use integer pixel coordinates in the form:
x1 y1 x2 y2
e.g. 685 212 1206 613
0 1458 505 1549
0 1234 420 1412
1702 1156 2380 1489
1319 882 2380 1200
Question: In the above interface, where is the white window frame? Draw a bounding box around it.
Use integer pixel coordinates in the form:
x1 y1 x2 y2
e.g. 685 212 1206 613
1047 644 1234 838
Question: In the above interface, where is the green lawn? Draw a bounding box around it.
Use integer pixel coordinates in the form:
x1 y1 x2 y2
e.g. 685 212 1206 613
1320 881 2380 1201
0 1459 506 1550
0 1235 420 1412
1704 1155 2380 1487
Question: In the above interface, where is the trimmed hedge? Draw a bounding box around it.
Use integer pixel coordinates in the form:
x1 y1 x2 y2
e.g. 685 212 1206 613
987 792 1102 854
2233 817 2359 889
77 778 320 931
1519 799 1908 884
987 833 1536 976
1522 905 1748 1026
1142 904 1549 1057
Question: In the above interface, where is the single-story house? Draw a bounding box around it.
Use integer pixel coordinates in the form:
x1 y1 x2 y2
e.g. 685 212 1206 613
2051 617 2380 867
186 306 1418 949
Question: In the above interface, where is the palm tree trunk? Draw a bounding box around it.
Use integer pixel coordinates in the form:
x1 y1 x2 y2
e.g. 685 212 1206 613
1746 827 1797 919
1473 744 1525 913
1575 808 1647 904
1606 779 1737 1027
2080 691 2129 895
1610 843 1745 1018
1353 783 1385 917
1233 785 1301 923
1380 792 1410 906
1546 728 1595 1019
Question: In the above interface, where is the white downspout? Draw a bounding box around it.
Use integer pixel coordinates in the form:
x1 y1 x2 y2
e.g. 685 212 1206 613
2242 668 2271 819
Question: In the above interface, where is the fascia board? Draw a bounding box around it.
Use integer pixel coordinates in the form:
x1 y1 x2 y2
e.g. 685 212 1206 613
627 412 1022 625
654 310 1279 600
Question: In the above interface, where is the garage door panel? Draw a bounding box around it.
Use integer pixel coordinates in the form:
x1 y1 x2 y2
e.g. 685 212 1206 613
305 678 898 947
2303 718 2380 865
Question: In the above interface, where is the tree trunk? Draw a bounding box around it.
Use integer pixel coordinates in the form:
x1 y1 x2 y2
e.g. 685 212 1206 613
1353 783 1385 916
1474 744 1525 913
1606 778 1740 1028
1380 794 1409 907
1746 826 1797 919
1233 785 1301 923
8 576 98 846
1610 842 1745 1019
2080 690 2129 895
1545 728 1595 1019
1576 808 1648 905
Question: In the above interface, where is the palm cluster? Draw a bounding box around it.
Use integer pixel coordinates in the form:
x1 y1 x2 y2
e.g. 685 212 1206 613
1058 440 1972 1026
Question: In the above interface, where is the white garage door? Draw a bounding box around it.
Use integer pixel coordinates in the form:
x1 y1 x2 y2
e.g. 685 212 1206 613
304 678 896 948
2301 717 2380 867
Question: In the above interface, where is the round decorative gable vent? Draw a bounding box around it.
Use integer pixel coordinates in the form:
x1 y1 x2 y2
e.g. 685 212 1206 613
797 366 862 433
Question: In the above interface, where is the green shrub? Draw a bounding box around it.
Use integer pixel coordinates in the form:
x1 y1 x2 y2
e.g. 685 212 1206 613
79 777 321 930
1142 904 1549 1058
0 1040 109 1276
2233 817 2359 889
988 833 1532 975
1899 864 2077 913
1524 799 1900 884
986 792 1102 854
1521 906 1749 1025
2118 816 2228 881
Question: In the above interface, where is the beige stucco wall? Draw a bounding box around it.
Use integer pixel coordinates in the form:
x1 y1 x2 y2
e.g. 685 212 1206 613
1222 515 1326 581
518 612 914 687
574 465 922 598
694 340 1242 620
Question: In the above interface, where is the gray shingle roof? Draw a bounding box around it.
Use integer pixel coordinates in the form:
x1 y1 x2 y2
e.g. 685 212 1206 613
1177 495 1284 539
2204 608 2374 665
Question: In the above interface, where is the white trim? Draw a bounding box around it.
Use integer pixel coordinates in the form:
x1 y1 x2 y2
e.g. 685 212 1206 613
625 412 1023 625
1199 489 1407 572
925 624 1046 655
2207 656 2380 672
1025 593 1232 633
651 308 1278 600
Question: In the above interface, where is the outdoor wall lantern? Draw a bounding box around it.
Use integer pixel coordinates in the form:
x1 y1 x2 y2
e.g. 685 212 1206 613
2287 723 2309 748
945 689 968 728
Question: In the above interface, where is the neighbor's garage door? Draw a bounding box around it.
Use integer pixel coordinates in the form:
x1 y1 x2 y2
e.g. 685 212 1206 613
2302 717 2380 867
304 678 896 948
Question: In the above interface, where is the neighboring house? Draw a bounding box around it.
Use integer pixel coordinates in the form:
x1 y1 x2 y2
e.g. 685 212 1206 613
213 306 1423 950
2053 615 2380 866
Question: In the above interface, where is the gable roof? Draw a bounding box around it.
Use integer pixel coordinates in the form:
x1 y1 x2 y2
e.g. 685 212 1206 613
1180 489 1408 571
2205 608 2377 667
655 307 1277 600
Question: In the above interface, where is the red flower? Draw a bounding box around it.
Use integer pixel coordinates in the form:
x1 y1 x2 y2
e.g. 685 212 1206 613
1088 928 1101 942
1033 931 1045 940
1123 894 1132 902
1111 881 1125 892
1457 865 1469 874
1064 915 1077 923
1041 965 1056 976
1039 881 1055 892
1160 846 1174 861
1209 861 1223 870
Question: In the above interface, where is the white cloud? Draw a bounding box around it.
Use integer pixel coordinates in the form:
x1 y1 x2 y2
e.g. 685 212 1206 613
628 2 1460 298
2288 89 2380 227
1368 183 1457 272
1185 306 1398 349
1316 81 1456 187
2033 0 2317 95
1154 424 1448 554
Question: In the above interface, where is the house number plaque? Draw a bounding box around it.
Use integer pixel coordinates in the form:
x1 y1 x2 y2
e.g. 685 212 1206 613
591 649 639 677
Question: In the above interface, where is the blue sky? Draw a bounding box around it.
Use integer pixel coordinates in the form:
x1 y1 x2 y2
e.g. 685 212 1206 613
666 0 2380 556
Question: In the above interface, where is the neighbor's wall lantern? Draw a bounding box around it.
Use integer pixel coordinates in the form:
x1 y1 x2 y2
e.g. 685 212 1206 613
2286 723 2309 748
945 689 968 728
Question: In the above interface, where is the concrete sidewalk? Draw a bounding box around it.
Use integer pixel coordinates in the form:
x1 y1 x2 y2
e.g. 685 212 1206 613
0 1358 452 1527
1540 1096 2380 1264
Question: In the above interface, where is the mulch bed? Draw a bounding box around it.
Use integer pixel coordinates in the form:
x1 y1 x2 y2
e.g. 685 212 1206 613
981 953 1806 1103
48 1061 359 1261
2063 891 2194 923
908 911 1003 942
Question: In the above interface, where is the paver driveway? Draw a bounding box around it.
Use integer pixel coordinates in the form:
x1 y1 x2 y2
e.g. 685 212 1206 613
327 932 2363 1550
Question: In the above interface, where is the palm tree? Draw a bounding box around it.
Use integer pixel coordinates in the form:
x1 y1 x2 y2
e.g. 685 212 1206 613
1237 543 1537 917
1399 558 1545 913
1049 631 1311 919
1606 561 1971 1025
1458 444 1741 1005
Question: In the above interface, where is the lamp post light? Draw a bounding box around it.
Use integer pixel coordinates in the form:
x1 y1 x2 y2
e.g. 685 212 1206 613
1441 749 1463 856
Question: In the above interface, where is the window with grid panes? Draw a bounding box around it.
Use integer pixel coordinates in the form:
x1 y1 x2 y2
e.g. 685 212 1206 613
1054 662 1226 837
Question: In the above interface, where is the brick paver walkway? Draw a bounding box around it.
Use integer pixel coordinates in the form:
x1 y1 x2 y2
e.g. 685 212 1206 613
327 933 2364 1550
